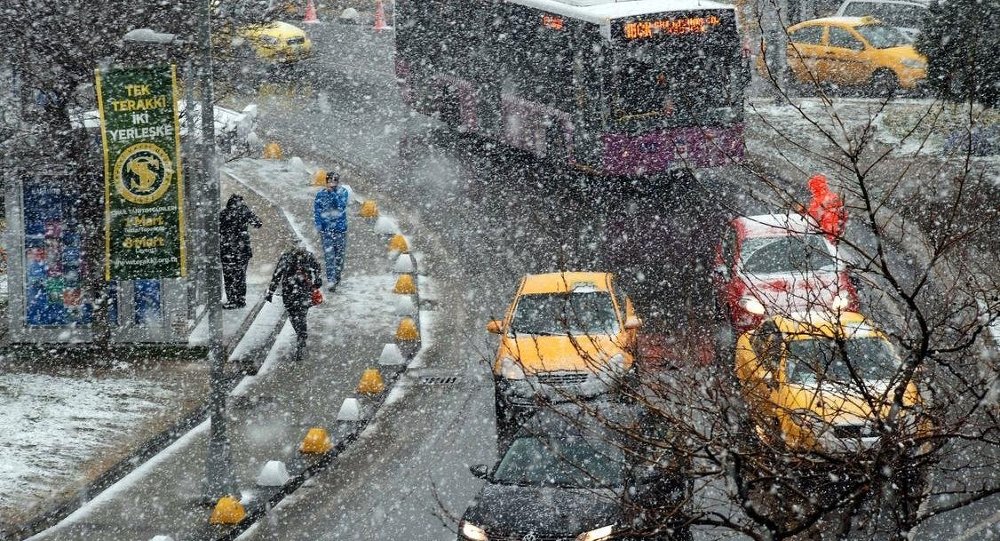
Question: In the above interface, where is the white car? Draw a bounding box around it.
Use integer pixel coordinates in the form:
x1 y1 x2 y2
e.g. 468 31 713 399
835 0 930 42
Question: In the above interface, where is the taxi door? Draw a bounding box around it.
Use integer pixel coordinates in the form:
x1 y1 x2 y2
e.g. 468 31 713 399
822 26 871 85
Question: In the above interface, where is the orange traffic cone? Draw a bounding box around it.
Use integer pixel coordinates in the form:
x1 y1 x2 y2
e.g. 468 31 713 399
304 0 319 23
373 0 388 32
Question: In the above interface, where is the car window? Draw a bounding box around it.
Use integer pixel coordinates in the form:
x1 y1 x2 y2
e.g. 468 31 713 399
510 291 620 335
751 320 782 370
789 25 824 45
786 336 900 385
740 234 837 275
855 23 911 48
492 433 626 488
611 278 629 317
829 27 865 51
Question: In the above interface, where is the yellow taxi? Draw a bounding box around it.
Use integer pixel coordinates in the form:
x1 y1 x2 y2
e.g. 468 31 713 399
238 21 312 63
217 21 312 64
735 310 928 454
486 272 641 431
780 16 926 93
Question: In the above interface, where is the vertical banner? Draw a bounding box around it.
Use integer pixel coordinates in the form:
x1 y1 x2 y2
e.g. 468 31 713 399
95 65 186 280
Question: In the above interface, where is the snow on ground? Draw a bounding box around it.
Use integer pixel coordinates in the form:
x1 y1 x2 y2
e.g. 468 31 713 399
0 372 176 511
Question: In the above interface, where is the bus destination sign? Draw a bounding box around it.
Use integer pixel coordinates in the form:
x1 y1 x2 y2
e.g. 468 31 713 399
623 14 721 40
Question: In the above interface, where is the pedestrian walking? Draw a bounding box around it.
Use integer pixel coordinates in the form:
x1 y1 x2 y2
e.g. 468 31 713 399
220 194 263 309
265 246 322 359
806 173 847 241
313 170 349 292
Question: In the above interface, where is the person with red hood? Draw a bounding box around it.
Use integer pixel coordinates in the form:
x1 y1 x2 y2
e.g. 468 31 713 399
806 173 846 241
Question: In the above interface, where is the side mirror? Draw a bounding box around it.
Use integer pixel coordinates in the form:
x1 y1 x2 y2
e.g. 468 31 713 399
624 316 642 330
761 370 779 391
486 320 503 335
469 464 490 479
713 264 729 280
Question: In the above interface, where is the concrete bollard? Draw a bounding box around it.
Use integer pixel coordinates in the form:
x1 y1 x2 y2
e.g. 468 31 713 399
393 295 417 317
357 368 386 395
374 215 399 236
262 142 282 159
378 343 406 372
395 317 421 359
256 460 291 487
388 233 410 254
393 274 417 295
359 199 379 218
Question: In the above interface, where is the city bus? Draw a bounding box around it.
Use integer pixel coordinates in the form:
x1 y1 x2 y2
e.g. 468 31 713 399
394 0 749 176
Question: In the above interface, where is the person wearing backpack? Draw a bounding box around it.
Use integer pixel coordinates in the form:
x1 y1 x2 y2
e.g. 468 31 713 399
266 246 323 360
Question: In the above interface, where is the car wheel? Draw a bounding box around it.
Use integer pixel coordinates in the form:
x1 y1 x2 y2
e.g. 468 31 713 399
868 69 898 98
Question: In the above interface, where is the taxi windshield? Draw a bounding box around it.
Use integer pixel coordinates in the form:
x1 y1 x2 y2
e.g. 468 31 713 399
741 234 836 275
492 433 625 488
510 291 620 336
786 336 900 385
856 23 910 49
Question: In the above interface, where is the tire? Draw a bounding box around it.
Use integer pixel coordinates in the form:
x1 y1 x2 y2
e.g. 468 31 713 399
868 69 899 98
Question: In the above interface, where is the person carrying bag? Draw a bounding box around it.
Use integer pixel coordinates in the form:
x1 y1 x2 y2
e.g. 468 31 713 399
266 246 323 361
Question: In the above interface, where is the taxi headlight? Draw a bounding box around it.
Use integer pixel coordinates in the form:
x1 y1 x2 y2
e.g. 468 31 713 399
606 353 626 374
577 525 613 541
789 408 830 437
831 292 851 311
460 520 488 540
901 58 926 70
498 356 526 380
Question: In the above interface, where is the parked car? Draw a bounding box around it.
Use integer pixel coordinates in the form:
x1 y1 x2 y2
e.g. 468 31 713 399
486 272 641 434
781 16 927 95
734 310 930 454
459 404 692 541
835 0 930 42
712 213 859 332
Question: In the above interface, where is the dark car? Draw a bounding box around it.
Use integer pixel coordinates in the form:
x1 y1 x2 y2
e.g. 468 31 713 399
459 405 692 541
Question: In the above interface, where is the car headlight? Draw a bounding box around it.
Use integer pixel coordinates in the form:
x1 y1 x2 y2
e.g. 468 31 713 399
577 525 614 541
901 58 926 69
498 356 525 380
789 408 830 437
831 291 851 311
606 353 625 374
459 520 488 540
739 295 766 315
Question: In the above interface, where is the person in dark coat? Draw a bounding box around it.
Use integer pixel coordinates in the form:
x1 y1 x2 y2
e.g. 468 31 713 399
265 246 322 359
220 194 263 309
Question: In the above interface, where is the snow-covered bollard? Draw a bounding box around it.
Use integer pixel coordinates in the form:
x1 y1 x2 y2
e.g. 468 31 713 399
379 343 406 370
335 397 364 442
149 536 175 541
393 253 416 274
256 460 291 487
394 295 417 317
374 215 399 236
287 156 307 178
337 397 362 422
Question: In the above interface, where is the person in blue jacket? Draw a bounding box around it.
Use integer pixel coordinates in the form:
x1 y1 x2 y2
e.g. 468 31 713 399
313 171 349 292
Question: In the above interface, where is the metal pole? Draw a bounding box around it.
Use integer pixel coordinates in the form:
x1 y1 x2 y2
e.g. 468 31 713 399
195 0 235 501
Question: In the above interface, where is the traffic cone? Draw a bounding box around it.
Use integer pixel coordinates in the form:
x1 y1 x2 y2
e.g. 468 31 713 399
373 0 388 32
304 0 319 23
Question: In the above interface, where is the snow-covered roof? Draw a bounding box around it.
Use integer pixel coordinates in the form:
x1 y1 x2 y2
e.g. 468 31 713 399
736 213 819 237
506 0 734 26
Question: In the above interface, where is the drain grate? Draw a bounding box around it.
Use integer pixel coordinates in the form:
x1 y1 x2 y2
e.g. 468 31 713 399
419 375 461 386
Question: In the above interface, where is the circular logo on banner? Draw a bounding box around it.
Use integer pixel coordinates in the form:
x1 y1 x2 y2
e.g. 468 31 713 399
114 143 173 204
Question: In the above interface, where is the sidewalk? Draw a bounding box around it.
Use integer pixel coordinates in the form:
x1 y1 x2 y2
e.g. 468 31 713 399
17 157 425 540
0 164 296 540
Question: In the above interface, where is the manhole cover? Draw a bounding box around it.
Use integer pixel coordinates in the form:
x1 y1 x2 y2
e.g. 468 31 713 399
419 375 461 385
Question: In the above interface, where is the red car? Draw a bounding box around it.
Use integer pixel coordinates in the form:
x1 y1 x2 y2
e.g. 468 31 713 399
713 213 859 331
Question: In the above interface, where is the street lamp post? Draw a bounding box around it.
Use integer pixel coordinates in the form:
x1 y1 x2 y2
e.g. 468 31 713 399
123 5 234 502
